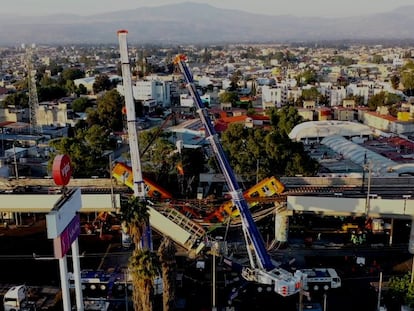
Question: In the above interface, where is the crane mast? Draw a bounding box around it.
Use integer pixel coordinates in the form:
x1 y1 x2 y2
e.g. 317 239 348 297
174 54 302 297
117 30 145 198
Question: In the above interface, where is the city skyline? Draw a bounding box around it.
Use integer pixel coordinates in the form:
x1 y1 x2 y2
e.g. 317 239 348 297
2 0 414 18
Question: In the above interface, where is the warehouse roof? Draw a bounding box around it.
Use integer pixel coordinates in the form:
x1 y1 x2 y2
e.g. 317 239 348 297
289 120 374 142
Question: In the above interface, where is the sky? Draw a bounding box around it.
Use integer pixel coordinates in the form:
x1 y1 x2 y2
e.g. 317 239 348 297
2 0 414 18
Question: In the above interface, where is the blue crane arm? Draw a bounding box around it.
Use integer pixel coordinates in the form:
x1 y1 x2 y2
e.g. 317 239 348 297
175 55 274 271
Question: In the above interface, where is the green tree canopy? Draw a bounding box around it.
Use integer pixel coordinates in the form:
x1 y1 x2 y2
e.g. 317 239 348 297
71 97 90 112
93 74 113 94
220 121 318 181
268 105 304 137
61 68 85 83
391 75 400 89
48 124 114 178
367 91 403 111
38 85 67 101
86 89 124 132
388 272 414 308
400 61 414 96
139 127 176 175
219 91 238 105
296 69 318 86
301 87 321 101
2 92 28 108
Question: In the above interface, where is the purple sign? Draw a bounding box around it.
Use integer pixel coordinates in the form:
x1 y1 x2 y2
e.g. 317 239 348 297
53 214 80 258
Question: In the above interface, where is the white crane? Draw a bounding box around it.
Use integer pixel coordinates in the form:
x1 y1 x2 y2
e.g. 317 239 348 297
117 30 146 199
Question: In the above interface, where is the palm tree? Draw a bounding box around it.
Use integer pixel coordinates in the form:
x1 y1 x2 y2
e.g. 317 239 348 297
121 196 159 311
129 249 159 311
157 236 177 311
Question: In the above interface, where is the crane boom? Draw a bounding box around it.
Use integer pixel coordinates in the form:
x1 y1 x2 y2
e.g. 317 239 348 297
117 30 145 198
174 54 302 297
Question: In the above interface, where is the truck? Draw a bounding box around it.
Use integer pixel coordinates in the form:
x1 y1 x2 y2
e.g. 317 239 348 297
301 268 341 291
3 285 36 311
174 54 303 297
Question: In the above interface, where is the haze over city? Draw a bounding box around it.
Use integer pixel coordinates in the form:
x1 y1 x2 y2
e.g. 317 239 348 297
2 0 414 18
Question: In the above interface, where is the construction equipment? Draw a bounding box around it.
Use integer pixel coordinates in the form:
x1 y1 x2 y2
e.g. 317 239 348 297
204 176 285 222
117 31 206 256
174 54 302 297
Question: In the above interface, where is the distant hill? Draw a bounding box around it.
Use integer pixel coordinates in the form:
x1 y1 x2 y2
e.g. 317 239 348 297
1 2 414 45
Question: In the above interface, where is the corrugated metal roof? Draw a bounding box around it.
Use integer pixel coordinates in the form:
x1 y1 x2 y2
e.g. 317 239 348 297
321 135 397 176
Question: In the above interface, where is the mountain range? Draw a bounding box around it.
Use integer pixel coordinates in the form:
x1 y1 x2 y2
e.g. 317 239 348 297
1 2 414 45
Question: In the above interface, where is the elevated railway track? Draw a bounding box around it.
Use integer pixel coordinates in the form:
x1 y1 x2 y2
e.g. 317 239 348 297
1 176 414 223
2 175 413 190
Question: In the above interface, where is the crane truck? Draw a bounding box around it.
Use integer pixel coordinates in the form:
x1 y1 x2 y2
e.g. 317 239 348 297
173 54 303 297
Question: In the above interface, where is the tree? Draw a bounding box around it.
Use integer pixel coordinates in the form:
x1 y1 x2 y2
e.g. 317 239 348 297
77 84 87 95
229 70 242 91
221 123 259 181
157 237 177 311
301 87 321 101
38 85 67 101
367 91 402 112
219 91 238 106
129 249 159 311
221 121 318 180
120 197 158 311
71 97 89 112
61 68 85 82
48 125 114 177
372 54 383 64
388 272 414 308
391 75 400 89
268 105 303 137
367 92 386 111
139 127 176 178
400 61 414 96
87 89 124 132
2 92 29 108
296 69 318 86
93 74 112 94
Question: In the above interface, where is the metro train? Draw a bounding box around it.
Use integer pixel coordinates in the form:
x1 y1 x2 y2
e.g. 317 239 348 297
204 176 285 222
112 162 173 199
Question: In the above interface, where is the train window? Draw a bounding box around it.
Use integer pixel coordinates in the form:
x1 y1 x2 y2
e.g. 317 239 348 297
262 185 270 192
152 190 161 198
250 191 259 198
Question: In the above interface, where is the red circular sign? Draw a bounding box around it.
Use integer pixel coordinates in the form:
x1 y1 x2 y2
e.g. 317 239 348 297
52 154 72 186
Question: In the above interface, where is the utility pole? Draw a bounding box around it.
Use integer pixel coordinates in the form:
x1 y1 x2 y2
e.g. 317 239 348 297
377 271 383 310
360 151 367 193
108 152 115 209
13 143 19 179
364 160 373 216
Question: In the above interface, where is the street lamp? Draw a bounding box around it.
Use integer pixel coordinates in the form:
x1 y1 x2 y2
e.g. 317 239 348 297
377 271 383 311
360 152 367 193
13 142 19 179
108 152 115 209
211 241 219 311
124 268 129 311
